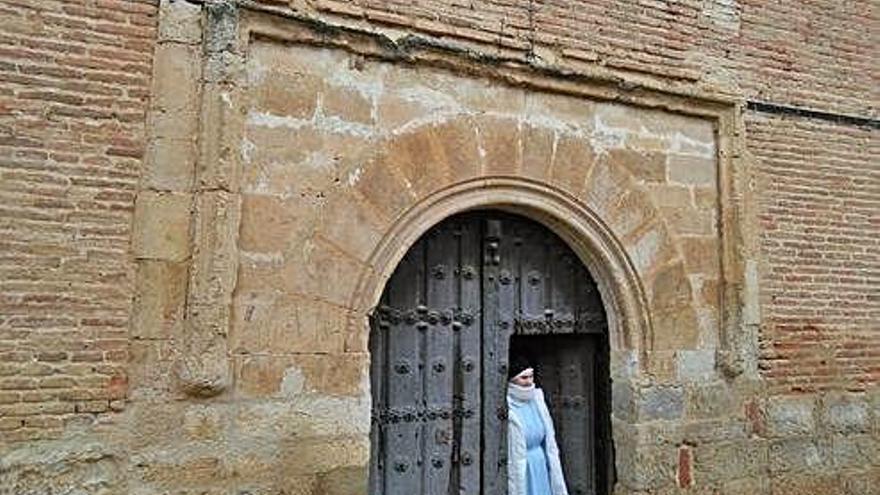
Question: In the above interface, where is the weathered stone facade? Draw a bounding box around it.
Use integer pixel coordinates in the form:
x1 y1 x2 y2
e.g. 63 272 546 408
0 1 876 494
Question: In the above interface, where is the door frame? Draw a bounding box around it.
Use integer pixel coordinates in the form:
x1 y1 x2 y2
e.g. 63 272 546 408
353 177 656 493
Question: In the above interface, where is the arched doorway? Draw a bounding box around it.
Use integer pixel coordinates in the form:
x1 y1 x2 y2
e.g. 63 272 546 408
369 210 613 495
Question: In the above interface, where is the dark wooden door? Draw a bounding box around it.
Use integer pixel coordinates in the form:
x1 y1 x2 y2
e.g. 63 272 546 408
369 212 611 495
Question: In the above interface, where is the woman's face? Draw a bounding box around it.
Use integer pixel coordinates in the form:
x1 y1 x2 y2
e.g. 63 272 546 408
510 368 534 387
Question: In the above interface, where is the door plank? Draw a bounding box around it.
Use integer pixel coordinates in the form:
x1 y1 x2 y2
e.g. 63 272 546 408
424 226 457 494
383 242 425 495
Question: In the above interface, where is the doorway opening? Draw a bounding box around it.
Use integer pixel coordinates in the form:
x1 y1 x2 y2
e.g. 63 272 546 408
369 210 613 495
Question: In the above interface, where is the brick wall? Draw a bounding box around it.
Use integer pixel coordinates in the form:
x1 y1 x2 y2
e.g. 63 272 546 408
751 114 878 394
0 0 157 442
0 0 875 457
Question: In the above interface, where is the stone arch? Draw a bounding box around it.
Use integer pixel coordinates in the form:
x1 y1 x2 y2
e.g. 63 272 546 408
302 115 697 363
348 176 653 363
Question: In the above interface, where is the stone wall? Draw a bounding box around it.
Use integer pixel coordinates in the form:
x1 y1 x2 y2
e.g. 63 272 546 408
0 0 876 494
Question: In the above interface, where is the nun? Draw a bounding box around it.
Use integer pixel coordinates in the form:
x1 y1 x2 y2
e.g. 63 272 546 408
507 354 569 495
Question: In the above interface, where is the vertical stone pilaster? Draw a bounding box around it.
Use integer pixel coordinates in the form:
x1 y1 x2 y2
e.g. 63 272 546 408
130 0 203 401
173 0 246 397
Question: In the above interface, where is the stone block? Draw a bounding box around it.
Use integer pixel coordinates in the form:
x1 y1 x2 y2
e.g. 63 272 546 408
830 434 877 469
646 184 691 208
136 455 225 489
718 477 770 495
277 239 364 307
127 340 179 400
660 205 716 236
607 189 658 240
609 349 639 380
242 124 323 181
624 222 676 277
677 350 715 382
521 123 555 180
652 305 700 350
132 191 192 262
322 83 373 125
435 118 481 181
249 45 319 119
583 158 632 219
629 421 684 446
128 402 186 451
231 401 321 443
693 440 767 485
151 43 201 114
606 148 666 184
230 293 346 355
182 404 226 442
186 190 241 307
595 102 643 134
0 438 123 495
479 116 522 175
524 90 596 128
235 353 366 399
238 193 301 253
769 473 842 495
638 385 684 421
765 395 816 437
841 470 880 495
550 133 595 193
681 418 749 444
822 393 869 434
234 355 297 399
768 437 825 474
693 185 716 210
646 350 678 383
131 260 188 340
612 380 636 422
317 465 368 495
158 0 202 44
686 381 733 419
615 443 676 491
382 126 452 197
142 136 196 192
318 192 385 262
375 71 458 131
680 236 720 277
279 435 369 478
293 353 367 397
353 158 416 221
651 262 693 311
668 154 716 186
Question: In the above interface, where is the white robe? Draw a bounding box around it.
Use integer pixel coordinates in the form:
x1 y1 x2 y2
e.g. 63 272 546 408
507 387 569 495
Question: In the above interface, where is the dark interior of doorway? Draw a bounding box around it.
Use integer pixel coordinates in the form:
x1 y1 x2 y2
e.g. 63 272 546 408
509 334 614 495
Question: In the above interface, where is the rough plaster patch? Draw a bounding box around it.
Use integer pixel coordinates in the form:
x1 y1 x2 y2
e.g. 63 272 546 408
592 115 627 153
281 365 305 396
671 132 715 157
397 85 462 113
0 438 121 495
347 167 363 186
247 110 372 137
702 0 741 32
240 138 256 165
240 251 284 265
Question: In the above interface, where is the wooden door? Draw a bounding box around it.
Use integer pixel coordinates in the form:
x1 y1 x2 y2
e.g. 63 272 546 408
369 211 611 495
